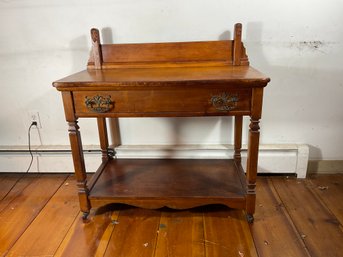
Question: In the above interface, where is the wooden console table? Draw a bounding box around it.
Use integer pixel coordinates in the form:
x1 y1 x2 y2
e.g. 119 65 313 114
53 23 270 223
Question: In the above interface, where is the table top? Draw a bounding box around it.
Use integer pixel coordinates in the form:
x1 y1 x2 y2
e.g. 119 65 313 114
53 65 270 91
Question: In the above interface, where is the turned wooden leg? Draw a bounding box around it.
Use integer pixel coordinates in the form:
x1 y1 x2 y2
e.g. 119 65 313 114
97 117 112 160
62 92 91 217
245 88 264 222
68 121 91 216
234 116 243 164
246 118 260 222
235 115 253 222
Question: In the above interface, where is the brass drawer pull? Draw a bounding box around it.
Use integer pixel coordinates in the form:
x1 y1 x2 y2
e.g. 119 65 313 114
211 92 238 111
85 95 114 113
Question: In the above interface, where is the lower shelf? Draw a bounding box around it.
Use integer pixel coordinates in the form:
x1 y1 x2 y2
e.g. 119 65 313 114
88 159 247 209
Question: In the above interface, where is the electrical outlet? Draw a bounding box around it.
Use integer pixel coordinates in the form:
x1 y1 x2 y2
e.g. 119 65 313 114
28 111 42 128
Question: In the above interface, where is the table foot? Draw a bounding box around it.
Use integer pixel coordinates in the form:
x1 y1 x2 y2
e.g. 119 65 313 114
82 211 90 222
246 214 254 224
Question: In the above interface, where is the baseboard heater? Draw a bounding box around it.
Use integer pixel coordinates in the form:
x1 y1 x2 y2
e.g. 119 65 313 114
0 144 309 178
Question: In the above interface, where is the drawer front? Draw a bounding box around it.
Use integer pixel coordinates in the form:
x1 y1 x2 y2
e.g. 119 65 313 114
73 88 251 117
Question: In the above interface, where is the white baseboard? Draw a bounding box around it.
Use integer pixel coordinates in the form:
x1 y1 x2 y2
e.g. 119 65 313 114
0 144 309 178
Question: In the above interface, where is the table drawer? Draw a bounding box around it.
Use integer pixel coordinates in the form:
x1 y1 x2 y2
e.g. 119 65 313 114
73 88 251 117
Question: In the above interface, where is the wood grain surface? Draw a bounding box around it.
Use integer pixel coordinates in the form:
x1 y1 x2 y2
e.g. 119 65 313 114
0 174 67 256
155 208 205 257
272 177 343 257
1 174 343 257
250 177 310 257
6 176 79 257
53 66 269 90
73 87 251 117
89 159 246 210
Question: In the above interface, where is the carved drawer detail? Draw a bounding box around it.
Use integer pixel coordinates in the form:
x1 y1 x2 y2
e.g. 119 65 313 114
84 95 114 113
211 92 239 111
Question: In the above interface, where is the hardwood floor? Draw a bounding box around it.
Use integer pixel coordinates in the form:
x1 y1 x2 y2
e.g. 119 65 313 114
0 173 342 257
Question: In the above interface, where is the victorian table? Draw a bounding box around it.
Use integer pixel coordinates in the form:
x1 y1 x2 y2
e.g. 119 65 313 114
53 23 270 223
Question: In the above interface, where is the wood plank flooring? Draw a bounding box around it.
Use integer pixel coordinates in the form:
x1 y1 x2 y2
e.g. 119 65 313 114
0 173 342 257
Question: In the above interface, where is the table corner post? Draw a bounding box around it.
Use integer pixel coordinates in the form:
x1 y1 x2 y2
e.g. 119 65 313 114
246 87 264 221
62 91 91 218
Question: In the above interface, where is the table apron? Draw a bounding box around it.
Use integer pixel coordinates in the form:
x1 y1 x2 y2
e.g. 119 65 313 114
73 88 252 117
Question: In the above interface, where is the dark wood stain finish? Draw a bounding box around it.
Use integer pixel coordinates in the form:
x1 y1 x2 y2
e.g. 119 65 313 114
52 23 270 221
89 159 246 210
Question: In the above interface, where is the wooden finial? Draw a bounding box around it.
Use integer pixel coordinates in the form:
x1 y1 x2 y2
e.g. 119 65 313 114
233 23 242 66
90 28 103 69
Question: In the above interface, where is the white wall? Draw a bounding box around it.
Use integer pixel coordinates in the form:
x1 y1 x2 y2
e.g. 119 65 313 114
0 0 342 160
